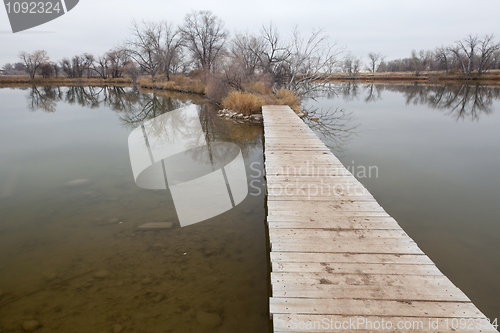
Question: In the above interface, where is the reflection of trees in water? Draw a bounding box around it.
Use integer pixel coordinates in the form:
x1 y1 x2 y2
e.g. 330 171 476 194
331 82 499 121
313 82 385 104
305 107 358 154
65 86 103 108
384 82 500 121
116 91 186 130
424 83 498 121
26 86 61 112
26 85 263 161
196 103 262 163
363 84 383 103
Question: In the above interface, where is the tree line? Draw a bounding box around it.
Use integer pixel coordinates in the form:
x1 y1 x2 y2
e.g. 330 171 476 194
4 10 342 99
2 11 500 93
341 34 500 77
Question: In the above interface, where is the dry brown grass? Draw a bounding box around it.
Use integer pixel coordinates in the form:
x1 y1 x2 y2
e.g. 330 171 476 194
222 91 266 114
275 89 300 112
221 88 301 114
138 75 205 94
246 81 272 95
0 75 131 85
327 70 500 82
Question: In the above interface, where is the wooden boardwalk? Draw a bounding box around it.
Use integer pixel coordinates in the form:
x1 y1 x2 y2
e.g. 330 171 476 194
262 105 497 332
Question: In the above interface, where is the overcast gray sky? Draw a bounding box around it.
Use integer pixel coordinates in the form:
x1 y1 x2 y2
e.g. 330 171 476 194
1 0 499 66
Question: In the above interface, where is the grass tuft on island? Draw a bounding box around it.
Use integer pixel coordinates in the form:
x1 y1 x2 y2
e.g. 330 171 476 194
222 89 300 115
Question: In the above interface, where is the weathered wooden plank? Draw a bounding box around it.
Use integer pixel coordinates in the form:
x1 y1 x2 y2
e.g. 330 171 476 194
273 315 498 332
267 211 392 218
268 221 401 230
271 241 424 255
268 195 377 202
272 284 470 302
269 298 486 318
267 215 398 223
269 229 409 239
272 272 461 287
271 262 442 275
266 175 358 181
270 253 434 265
268 200 387 211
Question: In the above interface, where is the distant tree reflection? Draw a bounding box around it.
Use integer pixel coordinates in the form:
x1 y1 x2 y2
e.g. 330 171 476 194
25 85 263 157
330 82 499 121
305 107 358 154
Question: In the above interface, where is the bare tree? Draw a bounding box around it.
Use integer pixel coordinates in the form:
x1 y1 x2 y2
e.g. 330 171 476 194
494 50 500 70
2 63 13 72
409 49 431 76
283 27 342 96
231 32 267 76
91 55 110 79
52 63 60 78
39 62 54 78
449 34 479 77
215 24 342 97
180 10 229 73
124 20 165 81
14 62 26 71
258 23 291 78
366 52 384 73
477 34 500 75
159 21 183 81
106 49 130 78
58 54 93 78
342 53 361 77
19 50 49 79
83 53 95 78
435 46 451 75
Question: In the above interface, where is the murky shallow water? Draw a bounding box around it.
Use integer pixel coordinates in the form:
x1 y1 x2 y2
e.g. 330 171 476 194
306 82 500 322
0 86 269 332
2 83 500 332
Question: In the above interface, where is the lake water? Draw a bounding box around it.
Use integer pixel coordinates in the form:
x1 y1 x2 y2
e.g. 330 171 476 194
1 83 499 332
0 86 270 332
305 82 500 322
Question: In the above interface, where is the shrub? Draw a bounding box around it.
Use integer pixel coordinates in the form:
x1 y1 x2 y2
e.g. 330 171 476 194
275 89 301 112
246 81 272 95
222 91 265 114
206 74 230 103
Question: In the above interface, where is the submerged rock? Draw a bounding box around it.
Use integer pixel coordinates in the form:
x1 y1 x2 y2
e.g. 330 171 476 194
153 294 164 303
42 271 58 281
22 320 40 332
113 324 122 333
196 311 221 329
137 222 174 230
109 217 120 223
141 277 152 285
93 270 110 279
65 179 89 187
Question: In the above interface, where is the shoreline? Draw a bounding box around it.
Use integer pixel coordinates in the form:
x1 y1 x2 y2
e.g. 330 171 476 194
2 73 500 88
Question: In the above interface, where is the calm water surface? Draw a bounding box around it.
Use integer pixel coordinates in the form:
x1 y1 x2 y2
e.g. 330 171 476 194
0 86 269 332
1 83 500 332
306 82 500 322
